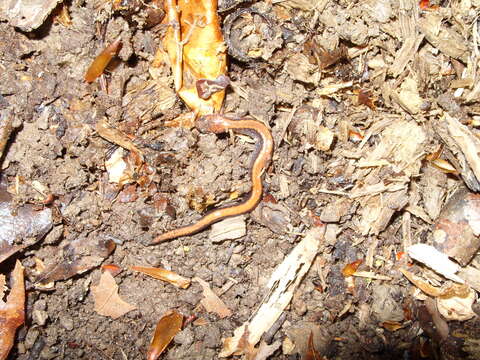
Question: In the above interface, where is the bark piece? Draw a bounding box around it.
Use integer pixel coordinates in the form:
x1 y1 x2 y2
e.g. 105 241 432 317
432 187 480 266
351 120 426 235
0 0 63 31
421 165 447 221
407 244 463 283
395 76 425 114
445 114 480 186
209 215 246 243
418 12 469 62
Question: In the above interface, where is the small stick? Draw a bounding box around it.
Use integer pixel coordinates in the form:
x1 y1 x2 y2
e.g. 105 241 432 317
165 0 182 91
0 110 16 162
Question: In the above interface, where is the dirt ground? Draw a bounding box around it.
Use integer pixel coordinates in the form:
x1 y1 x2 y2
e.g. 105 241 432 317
1 0 480 359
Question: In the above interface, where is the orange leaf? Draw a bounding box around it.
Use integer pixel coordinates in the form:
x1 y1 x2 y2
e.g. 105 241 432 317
91 272 136 319
342 259 363 277
419 0 430 10
101 264 122 277
0 261 25 360
85 37 122 83
130 265 191 289
147 310 183 360
419 0 439 10
162 0 227 115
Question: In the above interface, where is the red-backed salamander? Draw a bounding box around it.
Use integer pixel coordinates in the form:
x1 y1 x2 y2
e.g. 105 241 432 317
151 114 274 244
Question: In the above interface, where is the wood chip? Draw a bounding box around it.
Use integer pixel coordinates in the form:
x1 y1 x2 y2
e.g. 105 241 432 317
407 244 463 283
445 113 480 184
209 215 246 243
418 12 469 62
220 225 325 357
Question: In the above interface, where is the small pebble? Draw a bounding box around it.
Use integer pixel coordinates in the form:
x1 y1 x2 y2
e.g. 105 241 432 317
59 315 74 331
33 309 49 326
174 328 194 346
24 328 40 350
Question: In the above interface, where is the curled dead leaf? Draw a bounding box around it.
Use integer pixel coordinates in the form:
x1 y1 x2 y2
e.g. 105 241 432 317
380 321 405 332
400 268 470 299
305 331 325 360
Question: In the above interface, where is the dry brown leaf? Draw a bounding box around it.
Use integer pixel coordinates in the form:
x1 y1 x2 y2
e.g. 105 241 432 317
101 264 123 277
163 0 227 115
0 261 25 360
400 268 443 297
0 276 5 297
96 117 144 164
237 327 256 360
147 310 183 360
36 234 116 284
194 277 232 318
430 158 458 174
0 183 53 264
131 265 191 289
400 268 470 299
91 272 136 319
84 37 122 83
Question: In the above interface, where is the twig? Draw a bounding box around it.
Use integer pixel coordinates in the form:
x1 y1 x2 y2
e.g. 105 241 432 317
165 0 182 91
